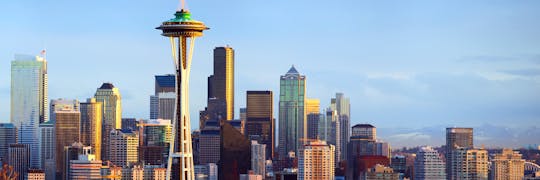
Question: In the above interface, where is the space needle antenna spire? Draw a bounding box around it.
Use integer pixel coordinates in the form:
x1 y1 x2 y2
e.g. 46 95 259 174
157 0 208 179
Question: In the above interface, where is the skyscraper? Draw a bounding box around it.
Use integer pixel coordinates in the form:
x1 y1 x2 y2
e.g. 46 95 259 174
305 98 320 140
109 129 139 167
11 54 48 168
298 140 335 180
278 65 306 160
322 108 340 166
347 124 377 180
208 46 235 121
150 74 176 120
0 123 17 163
245 91 274 160
94 82 122 161
414 146 446 180
490 149 525 180
199 121 221 165
79 98 102 160
331 93 350 162
53 102 80 180
38 121 55 180
50 99 79 122
446 127 473 180
8 144 31 180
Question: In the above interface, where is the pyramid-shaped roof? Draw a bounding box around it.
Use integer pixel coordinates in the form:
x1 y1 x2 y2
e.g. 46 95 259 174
286 65 299 75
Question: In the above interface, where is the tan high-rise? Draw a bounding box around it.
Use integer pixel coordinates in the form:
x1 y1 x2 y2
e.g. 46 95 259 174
451 148 488 180
491 149 524 180
298 140 335 180
80 98 102 160
94 83 122 161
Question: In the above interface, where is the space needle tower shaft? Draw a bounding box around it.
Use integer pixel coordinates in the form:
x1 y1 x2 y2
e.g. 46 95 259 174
156 2 208 180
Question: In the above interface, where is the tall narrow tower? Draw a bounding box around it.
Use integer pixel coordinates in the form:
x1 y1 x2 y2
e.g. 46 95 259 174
156 3 208 180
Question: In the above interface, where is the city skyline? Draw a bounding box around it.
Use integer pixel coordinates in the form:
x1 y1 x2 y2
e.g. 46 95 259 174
1 1 540 148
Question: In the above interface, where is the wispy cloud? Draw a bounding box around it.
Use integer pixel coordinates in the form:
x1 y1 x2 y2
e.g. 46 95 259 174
499 68 540 77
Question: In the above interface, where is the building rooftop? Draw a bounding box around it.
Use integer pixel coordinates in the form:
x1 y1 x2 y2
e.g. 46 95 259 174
286 65 299 75
353 124 375 128
99 82 115 89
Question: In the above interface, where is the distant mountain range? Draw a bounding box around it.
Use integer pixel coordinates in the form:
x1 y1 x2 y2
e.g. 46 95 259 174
377 124 540 149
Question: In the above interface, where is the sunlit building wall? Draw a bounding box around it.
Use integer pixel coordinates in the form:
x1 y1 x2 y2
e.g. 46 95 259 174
11 54 48 168
94 82 122 161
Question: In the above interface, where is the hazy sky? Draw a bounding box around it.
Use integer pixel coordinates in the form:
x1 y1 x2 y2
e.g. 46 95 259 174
1 1 539 133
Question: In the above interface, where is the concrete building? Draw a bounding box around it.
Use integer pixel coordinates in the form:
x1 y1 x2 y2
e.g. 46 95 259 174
194 163 218 180
251 141 266 177
490 149 524 180
8 143 30 180
109 129 139 167
245 90 274 160
0 123 17 163
11 54 48 168
450 148 488 180
278 65 306 161
94 82 122 161
363 164 399 180
27 169 45 180
298 140 335 180
239 171 263 180
79 98 102 160
446 127 473 180
414 146 446 180
69 147 102 180
38 121 55 180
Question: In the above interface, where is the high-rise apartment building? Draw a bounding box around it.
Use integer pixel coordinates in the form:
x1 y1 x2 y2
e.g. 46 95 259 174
305 98 320 140
331 93 350 162
79 98 102 160
94 82 122 161
298 140 335 180
414 146 446 180
251 141 266 177
38 121 55 180
450 147 488 180
53 102 80 180
490 149 525 180
278 65 306 160
11 54 48 168
0 123 17 163
8 144 30 180
245 91 274 160
109 129 139 167
446 127 473 180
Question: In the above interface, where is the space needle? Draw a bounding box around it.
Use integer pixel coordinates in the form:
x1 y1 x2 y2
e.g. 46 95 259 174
156 1 208 179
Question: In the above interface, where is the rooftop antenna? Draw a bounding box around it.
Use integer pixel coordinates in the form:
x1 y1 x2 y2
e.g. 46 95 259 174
178 0 186 11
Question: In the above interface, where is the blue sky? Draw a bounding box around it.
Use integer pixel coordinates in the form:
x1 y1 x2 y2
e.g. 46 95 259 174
1 1 539 139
